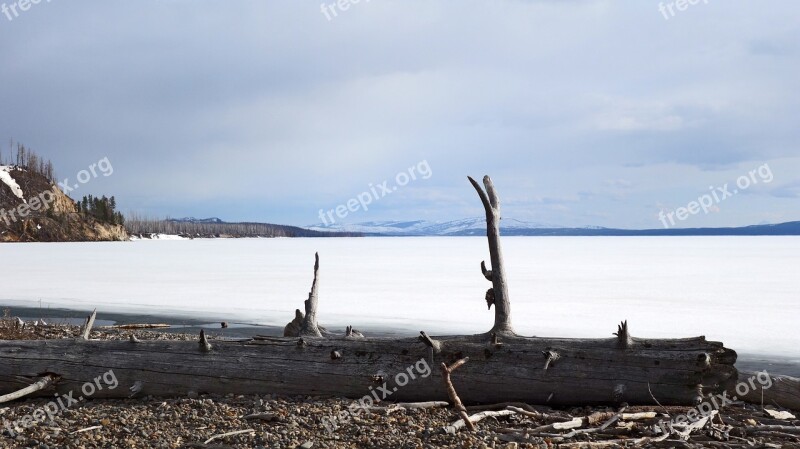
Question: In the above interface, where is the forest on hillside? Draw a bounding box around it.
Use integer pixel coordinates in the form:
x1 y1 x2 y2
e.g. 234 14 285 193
124 215 361 238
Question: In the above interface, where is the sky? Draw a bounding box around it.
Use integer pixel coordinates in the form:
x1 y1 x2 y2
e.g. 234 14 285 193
0 0 798 229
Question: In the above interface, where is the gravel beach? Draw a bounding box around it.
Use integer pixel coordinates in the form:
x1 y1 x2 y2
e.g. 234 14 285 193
2 316 799 448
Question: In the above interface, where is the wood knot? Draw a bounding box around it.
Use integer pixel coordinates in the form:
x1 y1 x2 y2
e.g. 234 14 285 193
542 350 560 370
418 331 442 353
485 288 495 310
490 333 503 347
613 383 626 402
330 350 342 360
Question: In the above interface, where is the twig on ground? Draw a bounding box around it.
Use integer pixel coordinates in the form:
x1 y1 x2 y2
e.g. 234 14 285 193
203 429 255 444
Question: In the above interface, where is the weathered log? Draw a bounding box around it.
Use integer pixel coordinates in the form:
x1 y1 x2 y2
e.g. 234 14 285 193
732 370 800 412
0 332 737 404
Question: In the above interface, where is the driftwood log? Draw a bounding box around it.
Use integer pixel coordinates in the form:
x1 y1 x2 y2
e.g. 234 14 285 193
0 175 742 408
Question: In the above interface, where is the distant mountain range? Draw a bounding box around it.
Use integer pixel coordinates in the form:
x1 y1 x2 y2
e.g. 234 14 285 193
307 218 800 236
307 218 559 236
166 217 224 224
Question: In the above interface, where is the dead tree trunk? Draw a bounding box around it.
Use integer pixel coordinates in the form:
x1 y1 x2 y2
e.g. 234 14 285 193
300 252 323 338
0 333 737 405
469 176 514 336
0 175 743 407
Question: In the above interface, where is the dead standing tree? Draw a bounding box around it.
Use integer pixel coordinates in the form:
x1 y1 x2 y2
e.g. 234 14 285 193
469 175 514 337
0 175 743 409
299 252 323 338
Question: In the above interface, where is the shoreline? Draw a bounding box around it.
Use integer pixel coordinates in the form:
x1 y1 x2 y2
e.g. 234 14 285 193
5 305 799 378
2 312 798 448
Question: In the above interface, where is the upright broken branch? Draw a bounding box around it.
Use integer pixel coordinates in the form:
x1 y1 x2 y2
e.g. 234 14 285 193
80 309 97 341
299 252 323 338
469 176 515 336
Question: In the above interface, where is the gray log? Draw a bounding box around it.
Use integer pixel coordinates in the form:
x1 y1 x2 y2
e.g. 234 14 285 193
0 332 736 405
733 371 800 412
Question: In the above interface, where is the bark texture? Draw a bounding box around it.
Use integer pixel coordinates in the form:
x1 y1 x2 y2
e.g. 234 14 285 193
0 334 736 405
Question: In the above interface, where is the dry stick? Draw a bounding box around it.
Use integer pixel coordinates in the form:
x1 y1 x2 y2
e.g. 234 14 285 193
203 429 255 444
598 406 625 431
395 401 448 410
556 433 670 448
99 323 170 330
505 405 544 418
71 425 103 434
0 374 58 404
365 401 446 416
745 425 800 435
241 413 278 422
81 309 97 340
441 357 474 432
648 381 671 418
445 410 516 434
468 402 549 414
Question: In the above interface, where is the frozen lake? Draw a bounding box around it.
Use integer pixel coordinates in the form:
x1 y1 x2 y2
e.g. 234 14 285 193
1 236 798 358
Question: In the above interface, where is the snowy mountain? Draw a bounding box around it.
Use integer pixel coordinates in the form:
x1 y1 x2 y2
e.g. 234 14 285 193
307 218 800 236
307 218 562 236
166 217 224 224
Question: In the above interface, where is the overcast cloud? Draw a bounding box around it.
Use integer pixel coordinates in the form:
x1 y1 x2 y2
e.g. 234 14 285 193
1 0 798 228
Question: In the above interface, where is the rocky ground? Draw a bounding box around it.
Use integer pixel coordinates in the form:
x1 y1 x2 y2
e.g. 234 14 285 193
1 317 799 449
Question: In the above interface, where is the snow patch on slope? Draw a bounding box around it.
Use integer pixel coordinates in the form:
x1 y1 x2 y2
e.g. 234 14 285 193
130 233 187 241
0 165 26 202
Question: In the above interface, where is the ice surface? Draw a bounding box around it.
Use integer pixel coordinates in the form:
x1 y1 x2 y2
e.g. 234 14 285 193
1 236 797 356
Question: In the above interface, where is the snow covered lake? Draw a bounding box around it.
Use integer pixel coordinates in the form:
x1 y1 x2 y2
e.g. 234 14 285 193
1 236 798 358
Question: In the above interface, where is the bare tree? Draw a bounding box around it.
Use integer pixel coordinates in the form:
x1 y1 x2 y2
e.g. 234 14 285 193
469 176 514 337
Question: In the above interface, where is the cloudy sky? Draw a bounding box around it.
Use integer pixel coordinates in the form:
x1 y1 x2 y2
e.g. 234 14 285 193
1 0 798 229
